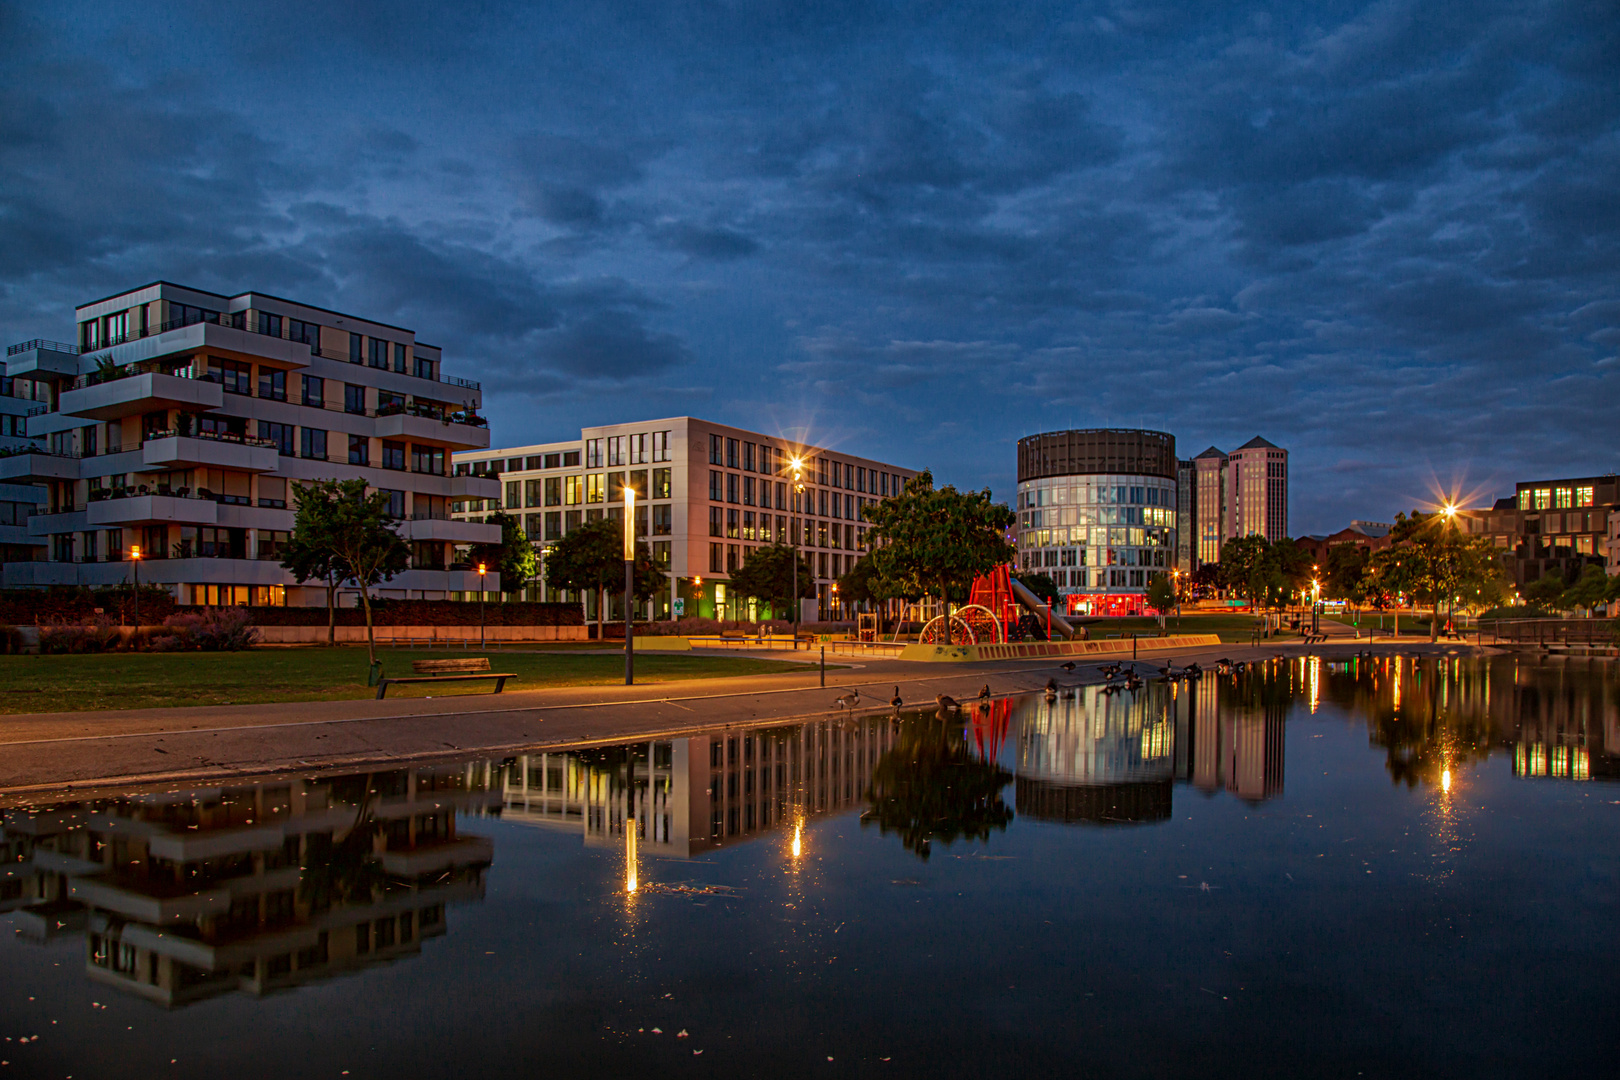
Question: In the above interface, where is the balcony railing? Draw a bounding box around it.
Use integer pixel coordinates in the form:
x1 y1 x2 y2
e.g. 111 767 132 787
143 428 279 450
0 445 77 460
7 339 78 357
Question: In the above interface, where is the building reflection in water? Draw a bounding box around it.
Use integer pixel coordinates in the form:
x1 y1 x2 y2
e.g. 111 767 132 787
0 763 502 1007
500 716 898 860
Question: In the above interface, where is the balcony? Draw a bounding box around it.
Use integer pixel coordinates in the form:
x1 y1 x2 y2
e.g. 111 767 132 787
3 340 80 380
447 473 501 499
400 516 501 544
0 449 80 484
58 372 223 421
373 406 491 450
83 494 219 528
139 433 280 473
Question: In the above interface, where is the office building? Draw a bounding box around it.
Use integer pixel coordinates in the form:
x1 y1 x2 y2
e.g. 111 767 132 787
1185 436 1290 566
0 283 502 604
1014 428 1178 616
452 419 915 622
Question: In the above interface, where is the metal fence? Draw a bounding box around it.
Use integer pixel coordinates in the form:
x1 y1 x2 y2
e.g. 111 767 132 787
1481 619 1619 645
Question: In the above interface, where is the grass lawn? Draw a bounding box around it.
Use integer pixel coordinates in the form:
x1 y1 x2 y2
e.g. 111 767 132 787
1079 614 1298 644
0 648 816 715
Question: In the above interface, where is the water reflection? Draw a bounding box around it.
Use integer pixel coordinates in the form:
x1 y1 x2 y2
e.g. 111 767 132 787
0 763 500 1007
862 705 1015 859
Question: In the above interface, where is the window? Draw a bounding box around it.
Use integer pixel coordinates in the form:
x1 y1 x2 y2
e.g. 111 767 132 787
607 435 625 466
727 438 739 468
368 338 387 368
881 472 889 496
727 508 740 538
742 511 755 540
348 435 369 466
208 357 252 395
727 545 739 572
565 475 582 505
586 474 604 503
710 434 723 464
607 472 625 502
344 384 366 415
743 476 755 506
1577 486 1595 507
380 489 405 518
857 466 866 493
375 440 404 471
394 342 407 373
1555 487 1573 509
775 482 786 510
653 504 672 535
818 490 828 517
498 480 516 509
302 375 324 407
300 428 327 460
349 333 362 364
628 432 647 464
652 468 671 500
378 390 404 414
727 473 739 504
761 444 775 475
565 509 582 533
411 444 444 475
414 355 434 380
653 431 670 462
544 477 561 506
817 457 827 485
289 319 319 350
653 540 671 566
710 506 723 537
525 479 542 507
545 511 563 540
710 471 723 500
258 422 294 456
845 494 854 519
743 442 756 471
563 450 580 467
710 543 723 573
585 438 604 468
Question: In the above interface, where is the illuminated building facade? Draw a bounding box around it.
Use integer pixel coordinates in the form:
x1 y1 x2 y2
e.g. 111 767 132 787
1459 475 1616 590
1015 429 1179 616
1188 437 1290 566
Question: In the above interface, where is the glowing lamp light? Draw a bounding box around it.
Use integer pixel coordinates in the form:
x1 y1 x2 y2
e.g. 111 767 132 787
130 545 142 560
624 486 636 560
791 822 803 860
477 562 487 577
1441 768 1452 793
625 825 638 893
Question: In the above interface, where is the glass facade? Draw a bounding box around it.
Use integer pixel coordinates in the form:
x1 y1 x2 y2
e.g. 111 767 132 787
1015 472 1177 614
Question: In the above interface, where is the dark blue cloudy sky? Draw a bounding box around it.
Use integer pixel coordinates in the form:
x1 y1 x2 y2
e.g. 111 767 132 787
3 0 1616 532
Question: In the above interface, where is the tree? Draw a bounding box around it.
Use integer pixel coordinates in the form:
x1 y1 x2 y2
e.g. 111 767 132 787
1385 511 1511 640
470 511 537 595
862 717 1014 861
325 480 413 664
731 543 816 617
543 517 663 636
1323 543 1373 606
1562 564 1609 615
1525 571 1568 610
281 479 350 646
862 470 1015 644
1145 573 1176 628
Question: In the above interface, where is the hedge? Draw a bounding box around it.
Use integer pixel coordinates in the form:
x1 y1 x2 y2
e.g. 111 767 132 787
0 590 581 627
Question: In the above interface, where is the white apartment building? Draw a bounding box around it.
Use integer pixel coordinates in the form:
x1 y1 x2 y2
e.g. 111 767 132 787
0 282 502 605
452 418 915 622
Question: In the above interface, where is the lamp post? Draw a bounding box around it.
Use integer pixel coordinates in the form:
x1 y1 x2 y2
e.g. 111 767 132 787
129 545 142 635
1311 570 1321 636
624 486 636 685
477 561 487 648
790 457 805 648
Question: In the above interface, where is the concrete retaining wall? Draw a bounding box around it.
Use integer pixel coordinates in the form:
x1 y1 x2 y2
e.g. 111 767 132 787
898 634 1222 662
256 625 588 645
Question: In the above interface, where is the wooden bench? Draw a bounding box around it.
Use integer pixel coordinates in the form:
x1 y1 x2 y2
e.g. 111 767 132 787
375 657 518 699
1302 633 1329 645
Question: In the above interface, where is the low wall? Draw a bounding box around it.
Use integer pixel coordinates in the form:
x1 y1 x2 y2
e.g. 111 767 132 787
257 625 589 645
898 634 1221 662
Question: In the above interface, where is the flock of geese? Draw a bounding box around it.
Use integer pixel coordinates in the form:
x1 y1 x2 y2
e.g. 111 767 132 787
831 650 1315 717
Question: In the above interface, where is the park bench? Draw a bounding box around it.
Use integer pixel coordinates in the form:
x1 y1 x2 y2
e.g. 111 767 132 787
375 657 517 699
1302 633 1329 645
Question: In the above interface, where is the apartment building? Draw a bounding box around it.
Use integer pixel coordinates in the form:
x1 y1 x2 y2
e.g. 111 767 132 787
452 418 915 622
1459 475 1616 590
1187 436 1290 566
0 282 502 604
0 364 49 563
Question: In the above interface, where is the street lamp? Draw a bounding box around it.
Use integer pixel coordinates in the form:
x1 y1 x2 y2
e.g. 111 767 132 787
789 456 805 648
830 581 839 622
129 545 142 633
624 485 636 686
477 561 487 648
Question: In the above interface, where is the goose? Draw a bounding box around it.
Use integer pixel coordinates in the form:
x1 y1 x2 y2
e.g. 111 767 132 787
1059 661 1077 672
936 693 961 712
834 689 861 710
890 686 903 709
978 684 992 701
1044 677 1059 698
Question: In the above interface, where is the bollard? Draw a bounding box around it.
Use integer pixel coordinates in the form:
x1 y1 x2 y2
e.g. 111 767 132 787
820 646 826 687
1132 634 1137 661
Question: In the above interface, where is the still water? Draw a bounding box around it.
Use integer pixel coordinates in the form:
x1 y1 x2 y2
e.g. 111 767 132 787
3 656 1618 1079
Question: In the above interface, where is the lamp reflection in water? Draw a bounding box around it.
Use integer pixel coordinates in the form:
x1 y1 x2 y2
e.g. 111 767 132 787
791 820 803 860
625 819 639 894
1441 767 1452 793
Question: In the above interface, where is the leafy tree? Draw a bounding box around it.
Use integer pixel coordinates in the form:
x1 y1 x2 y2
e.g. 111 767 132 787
1322 543 1373 605
281 478 349 646
730 543 816 618
1189 562 1222 597
1384 511 1511 639
326 480 412 664
862 470 1015 644
1562 564 1609 615
1525 571 1569 609
470 510 537 594
1017 572 1059 607
543 517 663 636
1145 573 1176 627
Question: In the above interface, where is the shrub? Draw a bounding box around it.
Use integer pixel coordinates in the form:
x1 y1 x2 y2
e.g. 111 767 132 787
161 608 260 651
38 614 123 654
0 625 26 654
1477 606 1553 621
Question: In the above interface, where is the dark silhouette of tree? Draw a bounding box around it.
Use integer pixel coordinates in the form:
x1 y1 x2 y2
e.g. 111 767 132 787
862 716 1013 860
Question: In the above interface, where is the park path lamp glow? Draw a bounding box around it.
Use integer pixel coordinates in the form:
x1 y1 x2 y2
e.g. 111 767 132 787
477 562 487 648
624 486 636 685
789 456 805 647
129 545 142 632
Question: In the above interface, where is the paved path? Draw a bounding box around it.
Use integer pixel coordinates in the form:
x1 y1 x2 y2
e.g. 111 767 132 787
0 637 1494 799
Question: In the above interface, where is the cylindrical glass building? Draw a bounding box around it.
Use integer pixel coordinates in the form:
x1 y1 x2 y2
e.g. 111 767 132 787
1015 428 1177 617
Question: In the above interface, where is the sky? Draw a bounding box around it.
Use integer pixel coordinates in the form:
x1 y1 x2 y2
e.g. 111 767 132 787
1 0 1616 533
